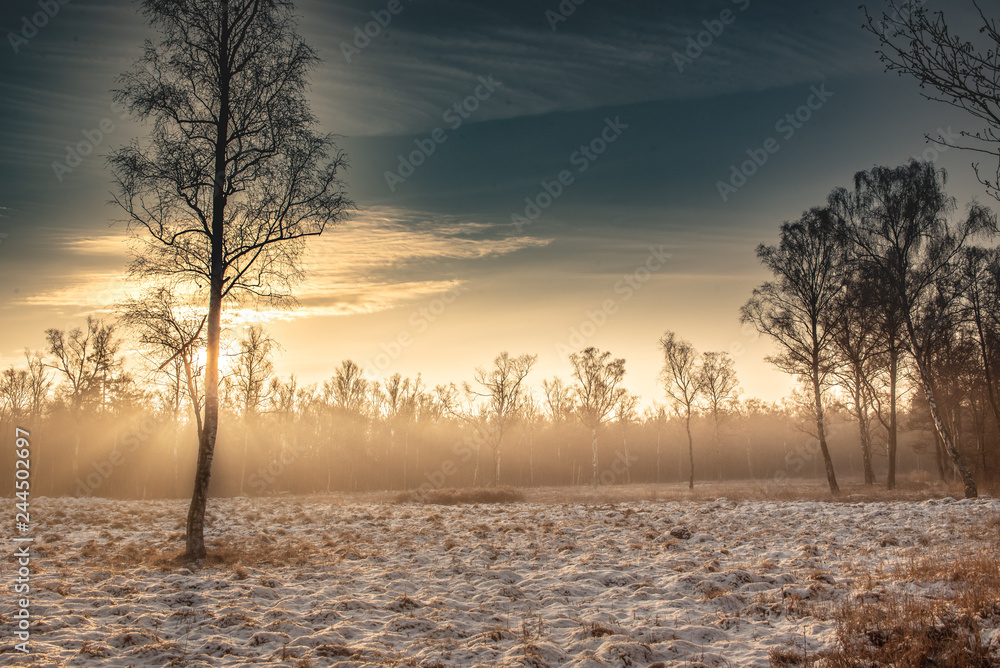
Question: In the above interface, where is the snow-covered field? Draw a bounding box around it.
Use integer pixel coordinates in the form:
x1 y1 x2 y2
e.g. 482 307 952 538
2 492 999 667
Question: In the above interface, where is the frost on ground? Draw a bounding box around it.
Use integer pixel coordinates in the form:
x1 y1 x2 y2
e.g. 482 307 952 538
1 494 999 667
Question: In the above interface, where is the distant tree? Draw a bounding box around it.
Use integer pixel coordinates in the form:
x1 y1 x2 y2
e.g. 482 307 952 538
698 351 740 480
863 1 1000 202
741 208 846 495
384 373 421 487
644 403 669 483
614 391 640 483
659 331 703 489
326 360 368 414
735 397 771 480
110 0 352 559
830 161 995 498
0 367 29 426
121 287 207 491
463 352 537 486
230 325 278 493
45 316 123 479
518 391 542 486
569 347 626 486
829 279 883 485
542 376 575 476
23 350 51 424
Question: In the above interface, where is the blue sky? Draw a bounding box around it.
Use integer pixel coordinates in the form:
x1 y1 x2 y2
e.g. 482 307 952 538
0 0 994 405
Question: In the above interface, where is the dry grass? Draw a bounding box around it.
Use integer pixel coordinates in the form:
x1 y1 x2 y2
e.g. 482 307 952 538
523 477 965 505
94 535 329 570
824 545 1000 667
393 486 526 505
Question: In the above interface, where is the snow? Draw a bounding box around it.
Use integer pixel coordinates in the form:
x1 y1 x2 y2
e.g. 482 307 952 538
2 494 998 666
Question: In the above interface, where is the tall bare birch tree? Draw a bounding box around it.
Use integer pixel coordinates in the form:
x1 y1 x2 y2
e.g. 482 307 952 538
110 0 352 559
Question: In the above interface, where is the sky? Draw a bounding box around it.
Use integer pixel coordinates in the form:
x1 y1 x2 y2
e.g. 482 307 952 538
0 0 995 407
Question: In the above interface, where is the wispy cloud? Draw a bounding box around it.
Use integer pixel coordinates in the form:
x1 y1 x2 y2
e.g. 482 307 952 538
13 207 551 321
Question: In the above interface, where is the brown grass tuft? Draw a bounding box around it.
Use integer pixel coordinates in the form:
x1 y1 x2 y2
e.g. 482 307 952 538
825 546 1000 667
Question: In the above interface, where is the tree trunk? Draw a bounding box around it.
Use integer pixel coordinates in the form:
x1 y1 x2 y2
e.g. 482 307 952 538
185 2 230 561
811 365 839 495
853 377 875 486
745 434 754 480
713 412 722 481
493 442 501 488
886 346 898 490
655 429 661 483
185 277 222 560
240 423 248 495
685 411 694 490
972 301 1000 455
590 426 598 486
910 329 977 497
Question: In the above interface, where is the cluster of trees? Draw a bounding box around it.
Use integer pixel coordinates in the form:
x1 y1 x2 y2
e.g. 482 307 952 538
743 161 997 498
2 307 997 501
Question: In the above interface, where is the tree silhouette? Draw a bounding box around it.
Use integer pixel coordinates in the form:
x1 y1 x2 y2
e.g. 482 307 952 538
698 351 740 481
830 160 996 498
863 1 1000 202
659 331 703 489
569 347 626 486
463 352 537 487
230 325 278 494
45 317 122 480
741 208 846 495
110 0 352 559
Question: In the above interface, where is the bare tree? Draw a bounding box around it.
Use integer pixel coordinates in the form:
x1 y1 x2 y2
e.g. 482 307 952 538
659 331 703 489
569 347 626 486
110 0 352 559
698 351 740 481
462 352 537 486
542 376 575 476
230 325 277 494
326 360 368 414
0 367 29 426
384 373 421 487
45 316 122 479
121 288 207 494
644 403 669 483
959 246 1000 446
830 280 883 485
614 391 639 484
741 208 846 495
863 1 1000 202
24 350 51 424
830 160 995 498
